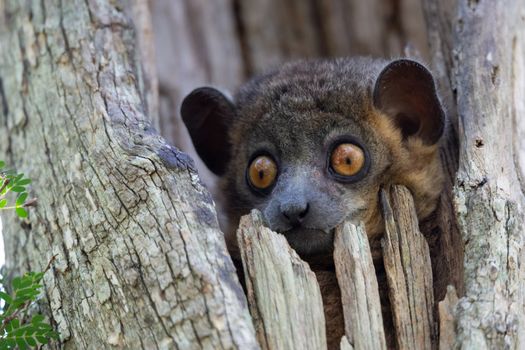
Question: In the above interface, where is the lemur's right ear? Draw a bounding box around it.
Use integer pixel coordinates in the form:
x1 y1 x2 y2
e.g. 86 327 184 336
373 59 445 145
181 87 235 176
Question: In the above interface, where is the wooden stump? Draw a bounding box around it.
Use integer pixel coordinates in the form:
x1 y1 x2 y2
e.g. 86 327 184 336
381 185 436 349
237 210 327 350
334 221 387 349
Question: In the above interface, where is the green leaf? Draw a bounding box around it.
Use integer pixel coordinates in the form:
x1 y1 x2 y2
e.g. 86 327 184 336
16 276 33 289
49 331 60 340
12 319 20 329
11 186 25 193
16 207 28 218
0 199 7 208
15 179 31 186
2 339 16 348
12 277 22 289
31 315 45 325
13 327 26 337
11 299 26 309
17 288 39 299
0 291 13 304
25 336 37 347
16 339 28 350
34 272 44 282
35 335 47 343
6 319 20 332
39 324 52 332
0 160 5 168
14 173 23 183
16 192 28 206
1 270 59 348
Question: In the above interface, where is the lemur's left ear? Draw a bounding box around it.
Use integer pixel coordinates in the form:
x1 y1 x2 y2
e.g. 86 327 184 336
373 59 445 145
181 87 235 175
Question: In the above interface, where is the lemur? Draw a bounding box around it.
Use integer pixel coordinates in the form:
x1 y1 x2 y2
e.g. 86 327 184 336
181 57 445 349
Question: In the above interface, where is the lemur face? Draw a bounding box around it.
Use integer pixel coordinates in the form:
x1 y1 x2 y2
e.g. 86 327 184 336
181 58 445 257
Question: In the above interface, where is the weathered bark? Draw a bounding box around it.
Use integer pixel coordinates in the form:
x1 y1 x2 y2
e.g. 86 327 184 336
381 186 435 349
333 221 386 350
422 0 525 348
419 0 465 305
150 0 245 215
237 210 327 350
438 286 459 350
236 193 438 350
126 0 159 129
2 0 524 348
0 1 257 348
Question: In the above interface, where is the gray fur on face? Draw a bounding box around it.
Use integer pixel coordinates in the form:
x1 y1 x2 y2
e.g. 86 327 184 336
224 58 392 255
182 57 445 258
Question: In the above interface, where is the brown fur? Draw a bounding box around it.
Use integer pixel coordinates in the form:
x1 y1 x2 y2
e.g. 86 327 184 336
227 58 443 349
182 57 445 349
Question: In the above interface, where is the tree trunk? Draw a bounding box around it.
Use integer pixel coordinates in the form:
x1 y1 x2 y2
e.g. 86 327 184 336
0 1 256 348
422 0 525 348
1 0 524 349
237 211 327 350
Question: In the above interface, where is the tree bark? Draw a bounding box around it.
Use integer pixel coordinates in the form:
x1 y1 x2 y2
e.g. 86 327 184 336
0 1 256 348
2 0 524 349
422 0 525 348
237 210 327 350
381 186 435 349
333 221 386 350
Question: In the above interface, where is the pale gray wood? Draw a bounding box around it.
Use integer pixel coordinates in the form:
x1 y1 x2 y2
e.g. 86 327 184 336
422 0 525 348
0 1 257 348
150 0 245 236
381 186 435 350
438 286 459 350
3 0 523 349
419 0 466 305
340 336 354 350
237 210 327 350
127 0 159 130
333 221 386 350
236 0 430 74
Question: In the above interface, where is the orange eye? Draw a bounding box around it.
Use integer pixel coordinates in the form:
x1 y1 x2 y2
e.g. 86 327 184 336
330 143 365 177
248 155 278 190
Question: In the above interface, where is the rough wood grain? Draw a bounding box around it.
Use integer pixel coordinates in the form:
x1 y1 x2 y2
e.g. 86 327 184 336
236 0 430 74
381 186 435 350
423 1 525 348
0 1 257 348
237 210 327 350
340 336 354 350
333 221 386 350
438 286 458 350
126 0 159 129
421 0 465 304
150 0 245 235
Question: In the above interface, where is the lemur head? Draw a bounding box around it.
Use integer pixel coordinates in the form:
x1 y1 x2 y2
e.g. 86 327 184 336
181 58 445 257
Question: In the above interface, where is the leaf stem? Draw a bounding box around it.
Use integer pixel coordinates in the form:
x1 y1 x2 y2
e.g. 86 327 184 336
0 206 19 210
0 178 10 195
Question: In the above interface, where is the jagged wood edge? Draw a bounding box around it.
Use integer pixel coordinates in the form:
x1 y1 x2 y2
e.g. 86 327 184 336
237 210 327 350
333 221 387 349
381 185 436 350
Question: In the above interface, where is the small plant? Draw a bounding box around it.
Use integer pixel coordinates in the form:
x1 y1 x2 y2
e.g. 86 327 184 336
0 271 59 349
0 160 36 218
0 161 58 349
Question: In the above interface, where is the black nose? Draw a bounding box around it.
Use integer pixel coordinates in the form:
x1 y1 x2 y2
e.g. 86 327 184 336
280 201 310 226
